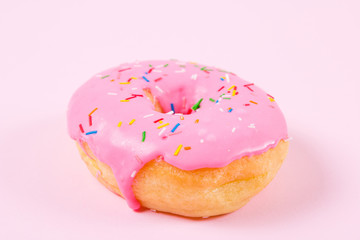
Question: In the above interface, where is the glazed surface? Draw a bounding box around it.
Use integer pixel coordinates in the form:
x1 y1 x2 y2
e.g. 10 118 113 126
67 60 288 210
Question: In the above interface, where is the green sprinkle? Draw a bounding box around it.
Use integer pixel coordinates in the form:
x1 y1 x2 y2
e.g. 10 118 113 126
149 64 153 67
192 98 204 111
209 98 215 102
101 75 110 79
142 131 146 142
164 64 169 67
223 97 231 100
200 67 206 70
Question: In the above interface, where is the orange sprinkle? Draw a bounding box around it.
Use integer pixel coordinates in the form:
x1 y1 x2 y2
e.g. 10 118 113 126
249 100 258 104
184 146 191 150
195 119 199 123
88 108 98 116
110 79 115 82
180 116 184 120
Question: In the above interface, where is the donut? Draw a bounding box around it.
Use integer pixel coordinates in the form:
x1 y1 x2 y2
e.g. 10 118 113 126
67 60 289 218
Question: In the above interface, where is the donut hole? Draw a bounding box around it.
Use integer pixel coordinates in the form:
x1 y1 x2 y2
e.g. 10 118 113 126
143 87 198 115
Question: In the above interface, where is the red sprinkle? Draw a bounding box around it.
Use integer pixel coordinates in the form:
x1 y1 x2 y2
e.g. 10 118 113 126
218 86 225 92
154 118 164 123
118 67 131 72
125 96 136 100
244 83 254 87
244 103 250 106
267 93 275 99
127 78 132 82
89 115 92 126
187 109 193 114
154 77 162 82
79 124 84 133
148 68 154 73
132 94 144 97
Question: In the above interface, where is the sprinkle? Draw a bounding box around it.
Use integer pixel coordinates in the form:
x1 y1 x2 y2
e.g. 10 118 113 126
149 64 153 67
131 171 137 178
225 73 230 83
180 116 184 120
228 108 233 112
155 85 164 93
232 127 236 133
191 74 198 80
166 111 174 115
170 103 175 113
238 117 242 121
209 98 215 102
88 108 98 116
222 97 231 100
142 131 146 142
118 67 131 72
195 119 199 123
187 109 192 114
158 127 166 136
125 96 136 100
129 119 136 125
153 118 164 123
120 100 130 102
142 76 150 82
154 77 162 82
220 77 225 81
244 103 250 106
267 93 274 99
171 123 180 133
132 94 144 97
184 146 191 150
148 68 154 73
219 108 224 112
107 92 117 95
218 86 225 92
101 75 110 79
164 64 169 67
157 123 169 129
174 144 183 156
244 83 254 92
169 131 182 136
200 67 206 71
159 120 163 124
232 90 236 96
79 124 84 133
191 98 203 111
117 121 122 127
268 97 275 102
200 139 204 143
89 115 92 126
250 100 258 104
85 130 97 135
228 85 236 90
119 82 130 84
248 123 256 128
131 87 138 90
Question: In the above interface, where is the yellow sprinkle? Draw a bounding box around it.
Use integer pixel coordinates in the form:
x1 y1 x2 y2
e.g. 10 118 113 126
232 89 236 96
249 100 258 104
159 120 163 124
268 97 275 102
120 100 130 102
174 144 183 156
120 82 130 84
157 123 169 129
195 119 199 123
228 85 236 90
131 77 138 79
88 107 98 116
117 121 122 127
129 119 136 125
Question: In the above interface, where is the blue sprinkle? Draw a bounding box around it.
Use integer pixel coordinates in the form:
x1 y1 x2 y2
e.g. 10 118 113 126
171 123 180 133
170 103 175 113
86 130 98 135
142 76 150 82
228 108 233 112
215 100 219 104
220 77 225 81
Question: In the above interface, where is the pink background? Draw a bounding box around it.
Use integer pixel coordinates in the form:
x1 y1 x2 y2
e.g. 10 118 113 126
1 0 359 239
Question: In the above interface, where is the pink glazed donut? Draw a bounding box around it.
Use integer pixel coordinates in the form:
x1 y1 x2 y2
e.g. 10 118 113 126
67 60 289 218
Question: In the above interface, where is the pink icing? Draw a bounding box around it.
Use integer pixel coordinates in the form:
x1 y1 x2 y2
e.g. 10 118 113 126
67 60 288 210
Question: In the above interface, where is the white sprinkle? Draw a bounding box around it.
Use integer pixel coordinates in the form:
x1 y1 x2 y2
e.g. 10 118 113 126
225 73 230 83
131 171 137 178
166 111 174 115
159 127 166 136
248 123 256 128
219 108 224 112
232 127 236 133
200 139 204 143
174 113 183 116
155 85 164 93
153 69 162 73
191 74 198 80
131 87 138 90
221 94 231 98
134 64 142 67
143 114 154 118
238 117 242 121
175 68 186 73
107 92 117 95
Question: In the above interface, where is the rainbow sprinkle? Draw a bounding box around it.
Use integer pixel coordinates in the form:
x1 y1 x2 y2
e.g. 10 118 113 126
171 123 180 133
142 131 146 142
85 130 97 135
174 144 183 156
